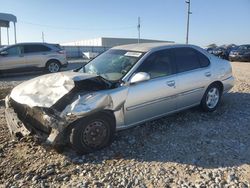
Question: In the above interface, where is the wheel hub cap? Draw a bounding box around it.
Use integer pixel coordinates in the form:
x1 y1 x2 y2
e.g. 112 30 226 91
48 63 59 72
206 87 219 109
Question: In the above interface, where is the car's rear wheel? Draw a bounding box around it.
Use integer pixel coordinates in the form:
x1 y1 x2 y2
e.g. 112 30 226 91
201 84 222 112
46 60 61 73
69 112 115 154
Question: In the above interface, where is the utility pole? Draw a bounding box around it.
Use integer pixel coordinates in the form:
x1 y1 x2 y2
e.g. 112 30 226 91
7 27 9 45
0 27 1 46
185 0 192 44
42 32 45 43
137 16 141 44
14 22 17 44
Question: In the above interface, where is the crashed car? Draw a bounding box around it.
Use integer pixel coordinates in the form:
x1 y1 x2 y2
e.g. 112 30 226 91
5 43 234 154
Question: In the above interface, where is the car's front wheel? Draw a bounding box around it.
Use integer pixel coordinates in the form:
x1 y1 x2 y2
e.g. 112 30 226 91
201 84 222 112
69 112 115 154
46 60 61 73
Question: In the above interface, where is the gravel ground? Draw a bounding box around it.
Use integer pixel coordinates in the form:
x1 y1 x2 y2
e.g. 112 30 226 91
0 62 250 188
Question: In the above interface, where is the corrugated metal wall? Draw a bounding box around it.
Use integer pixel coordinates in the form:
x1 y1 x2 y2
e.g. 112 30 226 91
61 46 110 58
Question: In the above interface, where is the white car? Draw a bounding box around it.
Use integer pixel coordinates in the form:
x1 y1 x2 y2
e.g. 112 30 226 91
0 42 68 73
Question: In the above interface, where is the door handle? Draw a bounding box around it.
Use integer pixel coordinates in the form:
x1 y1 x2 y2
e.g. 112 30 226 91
166 80 175 87
205 72 211 77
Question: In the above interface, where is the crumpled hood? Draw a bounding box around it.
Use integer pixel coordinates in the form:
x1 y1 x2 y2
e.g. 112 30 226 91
10 72 97 108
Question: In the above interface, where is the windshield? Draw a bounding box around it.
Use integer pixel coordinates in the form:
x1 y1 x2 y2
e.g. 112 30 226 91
79 49 143 81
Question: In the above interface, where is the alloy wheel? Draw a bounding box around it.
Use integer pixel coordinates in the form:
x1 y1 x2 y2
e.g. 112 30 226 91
206 87 220 109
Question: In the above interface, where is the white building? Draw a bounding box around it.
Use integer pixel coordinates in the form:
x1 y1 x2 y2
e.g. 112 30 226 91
61 37 173 47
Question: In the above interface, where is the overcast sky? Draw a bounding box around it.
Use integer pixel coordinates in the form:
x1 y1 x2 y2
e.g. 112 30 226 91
0 0 250 46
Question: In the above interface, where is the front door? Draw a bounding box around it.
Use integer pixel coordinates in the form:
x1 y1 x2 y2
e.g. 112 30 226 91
124 49 178 126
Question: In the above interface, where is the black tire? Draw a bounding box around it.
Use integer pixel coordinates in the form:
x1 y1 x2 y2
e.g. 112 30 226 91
200 84 222 112
46 60 61 73
69 112 115 154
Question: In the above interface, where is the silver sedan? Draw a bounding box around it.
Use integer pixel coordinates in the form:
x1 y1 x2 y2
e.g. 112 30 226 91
5 43 234 153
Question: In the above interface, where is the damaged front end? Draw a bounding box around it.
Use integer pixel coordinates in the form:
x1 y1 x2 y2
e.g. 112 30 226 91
5 72 128 148
5 95 69 146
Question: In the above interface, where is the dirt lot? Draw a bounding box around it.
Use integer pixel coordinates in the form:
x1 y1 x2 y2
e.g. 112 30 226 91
0 62 250 188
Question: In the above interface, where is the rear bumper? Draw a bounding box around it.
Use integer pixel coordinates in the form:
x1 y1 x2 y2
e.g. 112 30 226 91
61 61 68 68
222 76 234 93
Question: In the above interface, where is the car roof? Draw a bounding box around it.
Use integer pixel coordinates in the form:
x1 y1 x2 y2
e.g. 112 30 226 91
112 43 196 52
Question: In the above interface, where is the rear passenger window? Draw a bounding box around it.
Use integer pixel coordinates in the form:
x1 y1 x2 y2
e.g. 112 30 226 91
174 47 200 73
136 49 175 79
198 51 210 67
24 45 51 54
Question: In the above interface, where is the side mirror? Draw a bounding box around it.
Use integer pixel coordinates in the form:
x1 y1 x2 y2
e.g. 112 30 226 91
0 51 8 56
130 72 150 84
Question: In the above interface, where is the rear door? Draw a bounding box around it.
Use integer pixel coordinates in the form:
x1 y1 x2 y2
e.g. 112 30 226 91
124 49 178 125
0 45 26 70
173 47 211 109
23 44 52 68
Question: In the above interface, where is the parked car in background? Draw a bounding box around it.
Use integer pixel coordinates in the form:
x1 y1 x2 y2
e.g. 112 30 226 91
205 47 214 54
206 44 238 60
224 44 238 60
5 43 234 154
211 46 227 59
0 42 68 73
229 44 250 62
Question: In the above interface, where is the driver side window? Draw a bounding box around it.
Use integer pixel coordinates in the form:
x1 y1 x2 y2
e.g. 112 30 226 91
136 49 175 79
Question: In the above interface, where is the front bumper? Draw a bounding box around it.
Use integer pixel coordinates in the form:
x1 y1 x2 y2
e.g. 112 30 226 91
5 96 68 146
5 107 31 138
5 96 47 139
